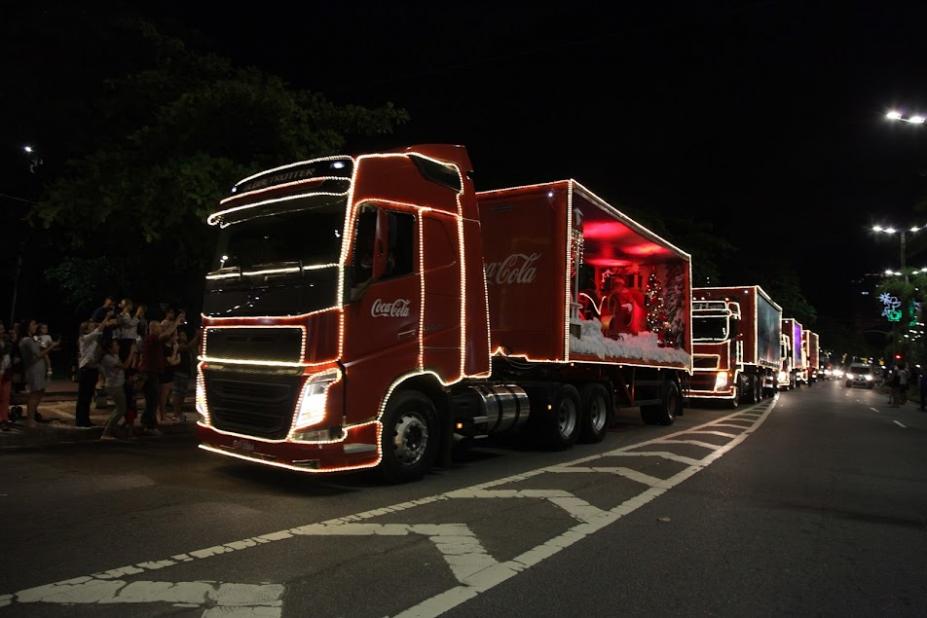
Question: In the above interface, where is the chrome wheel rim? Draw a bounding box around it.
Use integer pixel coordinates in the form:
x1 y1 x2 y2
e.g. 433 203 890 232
393 412 428 466
589 394 607 434
557 397 578 439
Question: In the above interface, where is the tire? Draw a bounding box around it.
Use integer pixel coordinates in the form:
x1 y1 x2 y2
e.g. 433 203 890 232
579 383 610 443
543 384 582 449
642 378 681 425
378 391 438 484
727 388 740 409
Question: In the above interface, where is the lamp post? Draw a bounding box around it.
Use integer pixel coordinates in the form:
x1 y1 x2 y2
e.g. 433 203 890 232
872 224 924 284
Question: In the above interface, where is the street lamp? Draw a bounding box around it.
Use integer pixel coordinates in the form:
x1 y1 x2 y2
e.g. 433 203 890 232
872 224 925 283
886 110 926 125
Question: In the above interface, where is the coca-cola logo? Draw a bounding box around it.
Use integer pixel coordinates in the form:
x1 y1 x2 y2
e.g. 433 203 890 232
371 298 411 318
485 252 541 285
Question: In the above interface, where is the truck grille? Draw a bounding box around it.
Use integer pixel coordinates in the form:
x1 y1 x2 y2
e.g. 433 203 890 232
694 356 720 369
205 369 302 439
204 327 304 364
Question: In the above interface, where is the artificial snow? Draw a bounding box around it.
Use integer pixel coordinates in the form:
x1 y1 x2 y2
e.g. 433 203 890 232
570 318 690 365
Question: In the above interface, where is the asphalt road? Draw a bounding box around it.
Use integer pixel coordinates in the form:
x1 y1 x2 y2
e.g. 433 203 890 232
2 382 925 616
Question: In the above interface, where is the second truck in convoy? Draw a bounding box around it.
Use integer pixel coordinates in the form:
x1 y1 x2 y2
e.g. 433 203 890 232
690 286 782 405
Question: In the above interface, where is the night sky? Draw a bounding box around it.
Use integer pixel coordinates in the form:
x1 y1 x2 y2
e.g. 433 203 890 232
6 2 927 327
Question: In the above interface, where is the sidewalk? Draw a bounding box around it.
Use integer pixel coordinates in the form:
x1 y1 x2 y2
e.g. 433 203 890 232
1 394 196 450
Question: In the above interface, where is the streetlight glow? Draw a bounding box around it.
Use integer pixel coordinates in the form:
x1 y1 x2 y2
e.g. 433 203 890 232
885 227 897 234
873 225 883 232
908 115 926 125
23 145 33 153
887 110 903 120
911 226 920 233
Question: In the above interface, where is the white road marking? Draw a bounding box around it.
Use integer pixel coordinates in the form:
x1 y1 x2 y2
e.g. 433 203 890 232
395 399 778 617
870 407 880 413
13 579 283 615
706 423 749 432
686 430 739 439
2 399 777 617
548 466 669 488
657 439 723 451
607 451 703 466
894 420 907 428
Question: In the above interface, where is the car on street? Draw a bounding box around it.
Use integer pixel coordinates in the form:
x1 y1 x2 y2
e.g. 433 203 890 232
845 364 875 388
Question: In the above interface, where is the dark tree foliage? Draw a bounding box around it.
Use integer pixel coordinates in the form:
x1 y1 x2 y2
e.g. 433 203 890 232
4 8 407 313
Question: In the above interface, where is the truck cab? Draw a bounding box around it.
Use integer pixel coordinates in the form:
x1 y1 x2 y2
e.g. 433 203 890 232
690 300 743 403
196 146 491 480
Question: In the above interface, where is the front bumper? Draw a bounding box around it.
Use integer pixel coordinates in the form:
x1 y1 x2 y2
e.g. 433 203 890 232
688 370 736 399
197 421 381 473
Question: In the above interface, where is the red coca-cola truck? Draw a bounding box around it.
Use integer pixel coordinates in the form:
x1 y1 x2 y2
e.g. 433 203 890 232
803 330 819 383
690 286 781 406
779 318 804 389
196 145 692 481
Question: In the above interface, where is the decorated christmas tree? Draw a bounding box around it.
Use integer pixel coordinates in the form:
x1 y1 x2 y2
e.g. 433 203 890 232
663 264 687 348
645 272 667 334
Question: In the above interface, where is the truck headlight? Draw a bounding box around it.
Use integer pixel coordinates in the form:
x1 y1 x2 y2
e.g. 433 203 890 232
195 365 209 423
714 371 729 390
293 369 341 431
865 375 873 381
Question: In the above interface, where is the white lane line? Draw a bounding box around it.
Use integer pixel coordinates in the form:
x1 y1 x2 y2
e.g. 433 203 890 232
292 523 497 585
654 439 722 452
445 489 608 524
547 466 669 489
3 400 774 614
607 451 702 466
394 399 779 618
686 430 739 439
12 579 284 614
870 407 880 413
707 424 748 432
894 420 907 429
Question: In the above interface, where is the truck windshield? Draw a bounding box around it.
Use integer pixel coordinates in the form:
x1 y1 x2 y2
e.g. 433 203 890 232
210 196 346 274
693 316 728 341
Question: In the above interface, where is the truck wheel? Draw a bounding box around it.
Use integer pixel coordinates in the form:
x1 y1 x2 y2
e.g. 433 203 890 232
579 383 610 443
379 391 438 483
545 384 581 449
642 379 681 425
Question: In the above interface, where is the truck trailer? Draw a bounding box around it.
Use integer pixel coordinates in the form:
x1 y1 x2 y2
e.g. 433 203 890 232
779 318 804 389
195 145 692 482
690 286 781 405
804 330 819 383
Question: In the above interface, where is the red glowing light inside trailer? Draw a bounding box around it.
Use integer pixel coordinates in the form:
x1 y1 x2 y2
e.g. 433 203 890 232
582 221 633 240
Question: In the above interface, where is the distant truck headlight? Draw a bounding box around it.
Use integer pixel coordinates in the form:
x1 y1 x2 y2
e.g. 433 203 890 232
714 371 729 391
833 369 844 378
865 374 873 381
293 368 341 431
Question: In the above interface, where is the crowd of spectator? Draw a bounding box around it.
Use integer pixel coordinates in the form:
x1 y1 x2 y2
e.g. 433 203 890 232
0 296 198 439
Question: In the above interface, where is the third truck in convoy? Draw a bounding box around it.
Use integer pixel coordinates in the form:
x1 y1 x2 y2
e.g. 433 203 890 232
690 286 782 405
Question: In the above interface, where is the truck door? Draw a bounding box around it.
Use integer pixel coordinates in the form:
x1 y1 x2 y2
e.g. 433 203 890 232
342 204 422 423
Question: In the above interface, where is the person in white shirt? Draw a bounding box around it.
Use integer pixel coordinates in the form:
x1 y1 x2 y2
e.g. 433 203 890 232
75 320 107 427
100 339 132 440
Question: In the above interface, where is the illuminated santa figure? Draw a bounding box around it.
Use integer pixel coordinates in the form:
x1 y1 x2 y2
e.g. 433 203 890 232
600 272 646 338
